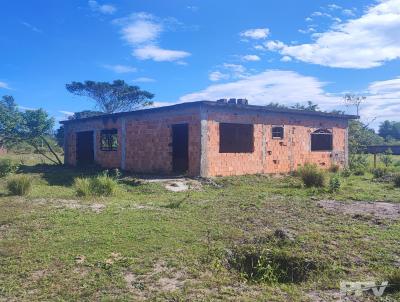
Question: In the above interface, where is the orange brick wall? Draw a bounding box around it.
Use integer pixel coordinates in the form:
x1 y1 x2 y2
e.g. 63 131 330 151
64 107 201 176
64 105 349 177
203 108 348 177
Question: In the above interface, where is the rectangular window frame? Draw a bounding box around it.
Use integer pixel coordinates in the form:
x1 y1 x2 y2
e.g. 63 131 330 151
271 125 284 139
100 129 118 151
219 122 254 153
310 129 333 152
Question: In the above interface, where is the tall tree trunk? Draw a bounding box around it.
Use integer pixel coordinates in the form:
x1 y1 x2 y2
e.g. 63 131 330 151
41 136 63 165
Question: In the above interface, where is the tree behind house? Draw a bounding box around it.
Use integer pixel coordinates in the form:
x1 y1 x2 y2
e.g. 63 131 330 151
65 80 154 114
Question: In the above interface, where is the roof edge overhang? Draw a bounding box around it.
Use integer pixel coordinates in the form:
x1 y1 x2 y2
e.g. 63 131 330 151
60 100 359 125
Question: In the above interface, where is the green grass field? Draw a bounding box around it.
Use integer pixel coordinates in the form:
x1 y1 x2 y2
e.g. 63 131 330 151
0 154 400 301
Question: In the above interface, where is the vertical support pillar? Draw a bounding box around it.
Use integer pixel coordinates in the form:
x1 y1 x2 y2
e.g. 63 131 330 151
374 154 377 168
261 124 266 173
93 130 97 163
200 105 209 177
63 124 69 165
344 125 349 168
121 117 126 170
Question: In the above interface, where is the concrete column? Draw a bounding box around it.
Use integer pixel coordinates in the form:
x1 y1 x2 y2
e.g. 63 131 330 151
344 125 349 168
261 124 266 173
121 117 126 170
93 130 97 163
63 125 69 165
200 106 209 177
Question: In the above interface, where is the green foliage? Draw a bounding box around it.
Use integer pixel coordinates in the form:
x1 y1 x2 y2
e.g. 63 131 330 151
349 154 368 171
329 164 340 173
372 167 387 179
380 148 393 167
341 168 351 177
65 80 154 114
6 175 33 196
348 120 384 154
329 175 341 192
68 110 104 120
393 174 400 188
291 101 319 111
297 164 325 188
386 269 400 293
378 120 400 141
0 96 62 164
0 158 19 177
73 174 118 197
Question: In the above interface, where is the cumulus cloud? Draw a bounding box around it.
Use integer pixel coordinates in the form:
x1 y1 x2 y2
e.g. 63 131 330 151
0 81 11 90
362 76 400 127
242 54 261 61
280 56 292 62
103 64 137 73
240 28 270 39
209 64 248 82
265 0 400 68
180 70 337 109
88 0 116 14
115 12 190 62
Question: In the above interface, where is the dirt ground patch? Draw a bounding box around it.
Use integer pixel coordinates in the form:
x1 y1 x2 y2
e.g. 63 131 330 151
145 177 202 192
317 200 400 221
124 260 188 299
32 198 106 213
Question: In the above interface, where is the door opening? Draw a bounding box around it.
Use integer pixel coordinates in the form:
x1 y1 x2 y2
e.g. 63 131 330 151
76 131 94 166
172 124 189 173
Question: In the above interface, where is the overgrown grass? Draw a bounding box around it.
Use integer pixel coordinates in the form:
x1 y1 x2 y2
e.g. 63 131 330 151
6 175 32 196
73 174 118 197
0 156 400 301
297 164 325 188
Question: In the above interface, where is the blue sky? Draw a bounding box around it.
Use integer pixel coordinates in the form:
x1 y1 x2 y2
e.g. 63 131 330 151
1 0 400 129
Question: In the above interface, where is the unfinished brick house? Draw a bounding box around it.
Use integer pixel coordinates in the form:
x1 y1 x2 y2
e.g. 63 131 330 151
61 100 357 177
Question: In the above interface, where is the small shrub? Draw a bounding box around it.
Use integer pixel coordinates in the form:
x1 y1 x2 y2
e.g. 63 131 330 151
386 269 400 293
372 167 387 179
329 164 339 173
341 168 351 177
329 175 341 192
227 245 323 284
349 154 368 171
73 177 92 197
353 168 365 176
91 174 117 196
297 164 325 188
393 173 400 188
0 158 19 177
380 148 393 167
7 175 32 196
73 174 118 197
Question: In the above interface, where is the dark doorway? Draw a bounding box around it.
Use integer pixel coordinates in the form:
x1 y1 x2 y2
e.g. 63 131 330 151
172 124 189 173
76 131 94 166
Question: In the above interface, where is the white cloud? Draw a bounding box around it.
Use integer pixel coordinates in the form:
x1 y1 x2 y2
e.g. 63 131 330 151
0 81 11 90
358 76 400 128
342 8 356 16
240 28 270 39
133 77 156 83
103 64 137 73
264 0 400 69
88 0 116 14
118 13 162 45
305 17 313 22
280 56 292 62
59 110 74 116
328 4 342 10
115 12 190 63
180 70 337 109
209 71 229 82
21 21 42 33
242 54 261 61
133 45 190 62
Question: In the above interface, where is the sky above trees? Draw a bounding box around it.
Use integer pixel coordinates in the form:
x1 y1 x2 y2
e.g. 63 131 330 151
1 0 400 129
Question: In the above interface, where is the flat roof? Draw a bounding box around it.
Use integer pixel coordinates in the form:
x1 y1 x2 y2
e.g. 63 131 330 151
60 100 358 124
